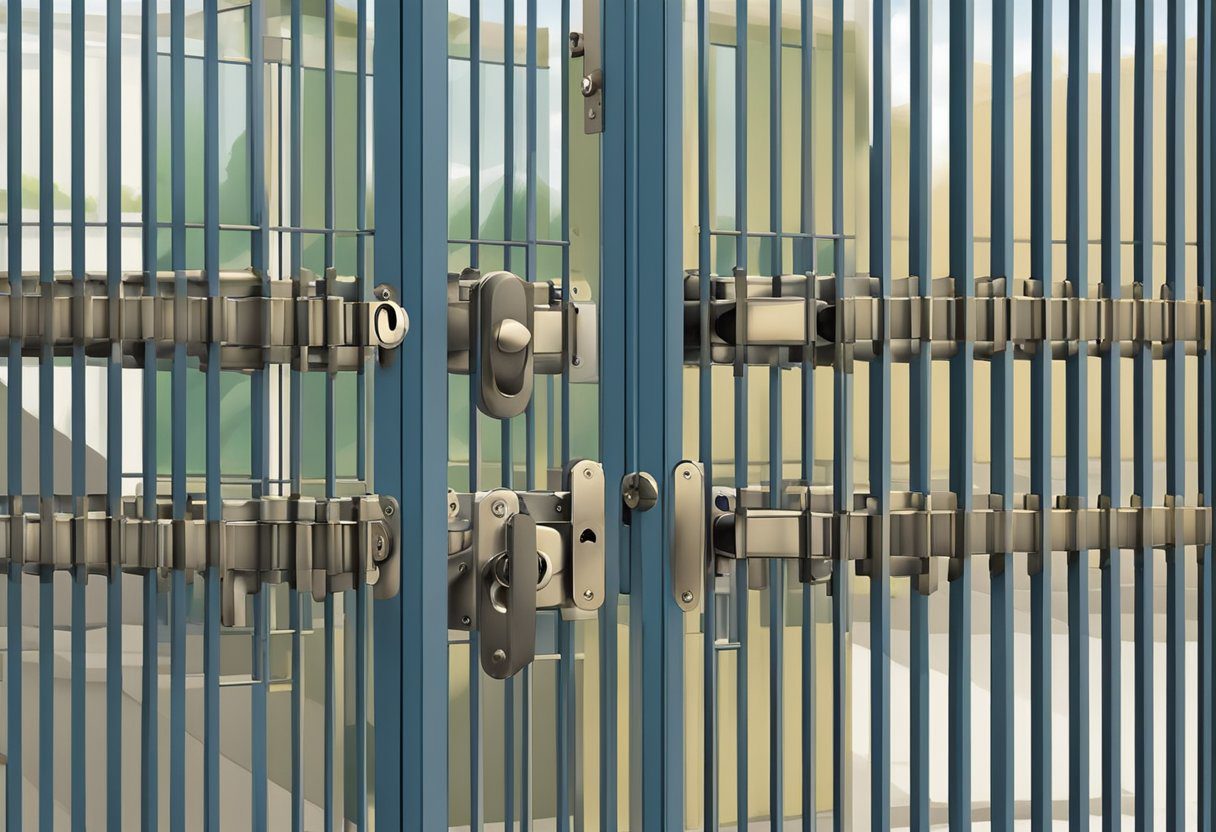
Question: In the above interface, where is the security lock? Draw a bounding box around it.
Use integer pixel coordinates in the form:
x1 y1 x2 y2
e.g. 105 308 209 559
684 270 1212 370
448 268 597 420
447 459 605 679
671 471 1214 608
0 267 409 372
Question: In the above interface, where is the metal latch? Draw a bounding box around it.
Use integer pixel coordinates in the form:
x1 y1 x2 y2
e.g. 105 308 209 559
0 268 409 372
671 472 1216 605
683 270 1212 370
447 268 597 420
0 493 401 627
447 460 605 678
569 0 603 133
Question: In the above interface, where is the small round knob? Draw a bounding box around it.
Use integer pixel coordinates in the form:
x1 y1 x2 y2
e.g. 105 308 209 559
495 318 532 354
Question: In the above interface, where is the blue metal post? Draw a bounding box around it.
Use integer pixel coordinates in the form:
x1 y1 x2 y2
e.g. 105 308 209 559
948 0 974 826
371 0 450 827
1065 0 1090 826
1132 3 1154 827
989 0 1014 828
1099 0 1122 826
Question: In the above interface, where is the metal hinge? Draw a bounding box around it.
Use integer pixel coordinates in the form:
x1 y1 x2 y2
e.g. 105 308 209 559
0 493 400 626
569 0 603 133
0 268 408 372
683 271 1211 370
447 268 597 420
671 472 1214 604
447 460 605 678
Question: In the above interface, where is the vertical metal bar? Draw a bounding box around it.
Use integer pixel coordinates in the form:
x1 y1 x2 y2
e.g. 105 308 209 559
869 0 892 825
70 0 87 825
371 0 450 826
467 3 485 824
989 0 1014 827
830 0 850 826
1030 0 1054 826
554 2 574 828
503 4 518 825
1163 0 1184 825
628 0 684 827
37 0 55 823
768 0 787 824
797 0 816 826
1132 1 1153 826
354 0 370 824
322 0 337 824
288 0 304 827
169 0 188 825
696 0 717 827
733 1 750 827
249 0 270 823
202 0 221 827
1099 0 1122 826
599 0 624 825
140 0 160 823
947 0 974 827
105 0 123 823
1199 0 1215 826
1065 0 1090 827
521 4 538 827
5 0 24 822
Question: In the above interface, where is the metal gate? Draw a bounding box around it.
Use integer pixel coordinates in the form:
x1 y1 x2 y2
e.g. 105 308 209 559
4 0 1215 830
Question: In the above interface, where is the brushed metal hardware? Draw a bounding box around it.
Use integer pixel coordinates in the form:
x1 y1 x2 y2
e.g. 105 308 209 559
671 461 705 611
569 0 602 132
448 268 598 419
447 461 606 677
683 270 1211 368
0 267 409 372
621 471 658 515
0 493 401 627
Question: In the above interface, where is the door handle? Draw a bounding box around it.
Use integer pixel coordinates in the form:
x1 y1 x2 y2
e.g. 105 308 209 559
448 462 606 678
478 510 538 680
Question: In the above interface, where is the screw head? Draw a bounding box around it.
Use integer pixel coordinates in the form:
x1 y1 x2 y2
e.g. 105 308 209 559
462 615 471 626
583 467 594 479
571 356 582 366
375 535 385 552
491 500 507 517
581 75 595 95
681 591 694 603
583 589 594 600
384 503 395 517
588 109 597 120
458 562 468 574
682 469 692 479
491 649 506 664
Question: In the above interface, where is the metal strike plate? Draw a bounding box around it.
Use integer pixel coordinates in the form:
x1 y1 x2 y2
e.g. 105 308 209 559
671 461 705 611
569 459 606 610
572 0 603 133
448 269 598 418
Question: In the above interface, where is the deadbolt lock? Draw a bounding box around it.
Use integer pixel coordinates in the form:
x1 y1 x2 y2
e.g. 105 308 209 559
447 459 605 679
448 269 597 420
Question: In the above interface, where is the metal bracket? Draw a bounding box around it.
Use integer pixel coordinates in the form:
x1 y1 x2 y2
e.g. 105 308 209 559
569 0 603 133
447 269 597 419
0 492 400 627
0 268 408 372
447 460 605 678
683 270 1212 369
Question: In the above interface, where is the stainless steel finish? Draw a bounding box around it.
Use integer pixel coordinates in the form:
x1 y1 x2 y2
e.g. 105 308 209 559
622 471 659 513
447 269 598 417
477 504 538 681
0 492 400 626
0 268 409 371
683 271 1212 367
671 460 705 611
447 461 606 676
571 0 602 133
